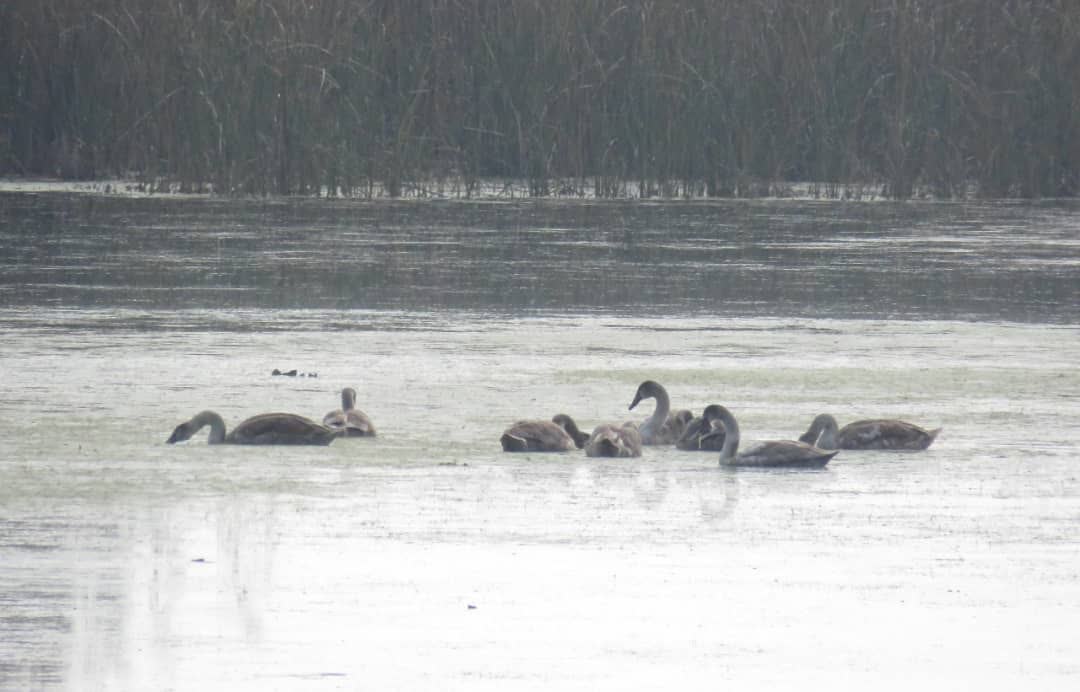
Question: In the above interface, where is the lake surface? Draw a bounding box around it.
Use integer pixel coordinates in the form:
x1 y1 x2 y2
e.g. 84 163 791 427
1 189 1079 690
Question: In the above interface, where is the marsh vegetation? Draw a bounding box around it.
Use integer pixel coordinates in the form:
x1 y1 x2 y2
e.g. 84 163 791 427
3 1 1078 198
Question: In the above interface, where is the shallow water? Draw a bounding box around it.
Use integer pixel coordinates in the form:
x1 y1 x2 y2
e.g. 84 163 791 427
1 191 1079 690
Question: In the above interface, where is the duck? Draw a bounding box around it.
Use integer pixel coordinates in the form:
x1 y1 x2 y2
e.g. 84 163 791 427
166 410 337 445
676 404 728 451
711 405 836 468
323 387 377 437
628 380 687 445
501 414 589 452
798 414 940 450
584 422 643 458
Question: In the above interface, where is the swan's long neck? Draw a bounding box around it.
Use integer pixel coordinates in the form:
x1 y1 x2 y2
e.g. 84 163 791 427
645 387 670 432
554 415 586 446
805 414 838 450
716 409 740 464
341 388 357 411
193 410 228 444
814 416 838 450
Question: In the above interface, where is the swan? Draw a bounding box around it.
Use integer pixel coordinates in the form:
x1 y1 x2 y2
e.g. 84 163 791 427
166 410 337 445
585 423 643 458
668 409 694 442
323 387 377 437
798 414 940 450
712 405 836 468
628 380 686 445
676 404 728 451
501 414 589 452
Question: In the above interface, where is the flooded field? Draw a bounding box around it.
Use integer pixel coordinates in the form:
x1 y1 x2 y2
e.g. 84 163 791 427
1 190 1079 689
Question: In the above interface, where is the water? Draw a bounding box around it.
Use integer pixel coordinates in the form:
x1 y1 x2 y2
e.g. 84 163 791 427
1 189 1079 690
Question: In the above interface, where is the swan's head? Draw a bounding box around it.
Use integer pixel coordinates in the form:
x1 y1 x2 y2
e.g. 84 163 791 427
341 387 358 410
703 405 735 430
702 404 724 423
629 380 663 410
166 421 196 444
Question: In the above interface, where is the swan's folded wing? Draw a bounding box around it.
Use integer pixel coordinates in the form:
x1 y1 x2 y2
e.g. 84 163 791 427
737 440 834 467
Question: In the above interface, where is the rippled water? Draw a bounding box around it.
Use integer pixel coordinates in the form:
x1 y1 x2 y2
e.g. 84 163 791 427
1 190 1079 690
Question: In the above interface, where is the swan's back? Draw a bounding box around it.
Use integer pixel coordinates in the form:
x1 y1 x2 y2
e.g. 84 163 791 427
733 440 836 468
501 420 576 452
659 409 694 445
585 423 642 458
229 413 337 445
323 388 377 437
324 409 377 437
837 419 939 450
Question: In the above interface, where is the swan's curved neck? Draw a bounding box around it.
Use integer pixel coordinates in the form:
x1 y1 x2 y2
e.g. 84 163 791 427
559 417 582 438
808 414 838 450
193 410 228 444
717 410 740 464
815 420 837 450
341 388 357 411
644 387 670 430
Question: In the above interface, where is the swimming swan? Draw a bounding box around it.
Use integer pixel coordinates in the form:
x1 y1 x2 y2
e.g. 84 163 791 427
323 387 377 437
628 380 686 445
798 414 940 451
585 423 643 458
501 414 589 452
713 406 836 468
676 404 728 451
167 410 337 445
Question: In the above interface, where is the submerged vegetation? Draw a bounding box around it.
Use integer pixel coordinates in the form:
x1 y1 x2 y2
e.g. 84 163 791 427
2 1 1078 199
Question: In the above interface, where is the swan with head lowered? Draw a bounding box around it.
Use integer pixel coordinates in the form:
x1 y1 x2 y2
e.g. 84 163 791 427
712 405 836 468
628 380 689 445
323 387 376 437
798 414 940 450
167 410 337 445
585 422 643 458
676 404 728 451
501 414 589 452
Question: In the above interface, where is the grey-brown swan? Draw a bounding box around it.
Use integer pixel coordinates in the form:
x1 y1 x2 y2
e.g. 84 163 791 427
798 414 940 451
501 414 589 452
323 387 377 437
713 406 836 468
628 380 687 445
167 410 337 445
585 423 643 458
676 404 728 451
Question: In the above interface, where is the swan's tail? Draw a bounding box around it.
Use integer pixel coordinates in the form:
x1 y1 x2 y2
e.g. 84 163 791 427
500 433 528 452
